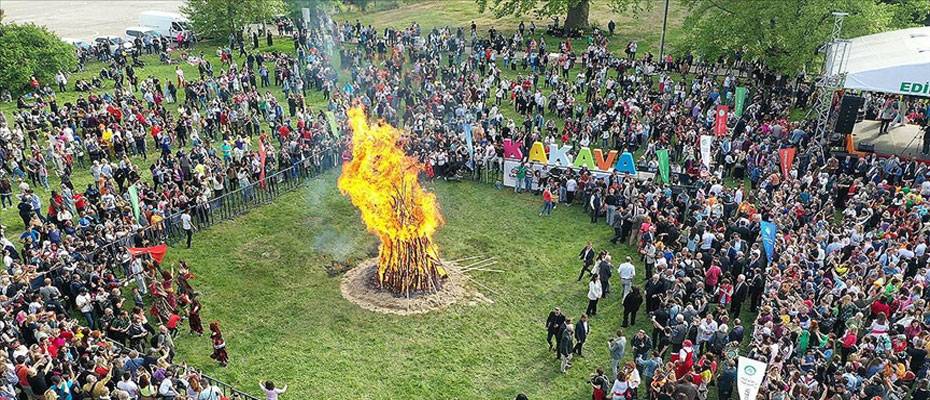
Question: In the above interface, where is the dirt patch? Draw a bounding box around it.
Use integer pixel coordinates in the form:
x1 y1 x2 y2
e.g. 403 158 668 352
340 258 491 315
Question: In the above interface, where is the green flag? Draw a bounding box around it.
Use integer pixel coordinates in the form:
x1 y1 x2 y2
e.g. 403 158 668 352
325 111 340 138
657 149 670 183
734 87 748 117
128 184 141 222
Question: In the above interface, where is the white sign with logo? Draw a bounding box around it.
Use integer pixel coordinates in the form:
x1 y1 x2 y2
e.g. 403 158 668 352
699 135 713 169
737 356 767 400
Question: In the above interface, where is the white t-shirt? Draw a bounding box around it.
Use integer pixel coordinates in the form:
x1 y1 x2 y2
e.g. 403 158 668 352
263 387 286 400
617 262 636 280
181 213 193 230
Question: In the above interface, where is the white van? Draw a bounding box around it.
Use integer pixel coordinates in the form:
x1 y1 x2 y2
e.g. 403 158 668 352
139 11 190 37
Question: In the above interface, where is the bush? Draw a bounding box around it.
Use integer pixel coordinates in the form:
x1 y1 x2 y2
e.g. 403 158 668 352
0 22 76 95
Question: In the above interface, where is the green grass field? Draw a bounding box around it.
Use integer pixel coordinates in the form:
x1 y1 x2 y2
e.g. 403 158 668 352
164 169 651 400
0 4 756 398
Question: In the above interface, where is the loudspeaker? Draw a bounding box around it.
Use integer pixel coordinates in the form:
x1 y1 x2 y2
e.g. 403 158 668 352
857 142 875 152
835 95 865 135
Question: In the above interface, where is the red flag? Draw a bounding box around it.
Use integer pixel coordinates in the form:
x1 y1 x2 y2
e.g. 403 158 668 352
779 147 797 178
258 135 267 189
128 243 168 264
714 105 729 136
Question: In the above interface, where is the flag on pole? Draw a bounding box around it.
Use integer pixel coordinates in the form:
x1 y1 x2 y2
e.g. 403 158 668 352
258 136 267 189
656 148 670 183
128 243 168 264
734 87 748 117
760 221 777 262
325 111 340 138
779 147 796 178
737 356 768 400
714 105 729 136
463 123 474 158
128 185 141 223
699 135 713 169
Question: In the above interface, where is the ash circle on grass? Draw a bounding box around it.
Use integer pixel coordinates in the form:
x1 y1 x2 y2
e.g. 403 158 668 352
340 258 490 315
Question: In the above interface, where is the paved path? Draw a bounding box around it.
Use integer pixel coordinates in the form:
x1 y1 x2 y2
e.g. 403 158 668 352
3 0 181 39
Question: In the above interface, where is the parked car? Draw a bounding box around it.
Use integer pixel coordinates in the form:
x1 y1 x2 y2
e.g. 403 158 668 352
61 38 93 50
125 26 162 41
94 35 134 55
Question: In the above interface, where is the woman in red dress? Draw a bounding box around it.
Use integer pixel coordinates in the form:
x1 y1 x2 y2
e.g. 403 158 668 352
210 321 229 367
188 296 204 336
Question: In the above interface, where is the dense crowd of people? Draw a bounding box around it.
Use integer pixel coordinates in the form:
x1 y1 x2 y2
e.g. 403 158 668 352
3 7 930 400
332 14 930 400
0 12 351 400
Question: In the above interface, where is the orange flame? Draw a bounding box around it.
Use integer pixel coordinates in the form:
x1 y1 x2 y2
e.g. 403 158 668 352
338 107 446 295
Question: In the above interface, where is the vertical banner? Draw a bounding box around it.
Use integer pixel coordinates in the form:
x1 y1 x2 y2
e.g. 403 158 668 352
778 147 796 178
656 148 670 183
737 356 768 400
325 111 340 138
128 185 141 223
699 135 713 169
714 105 729 136
463 123 474 159
760 221 777 262
734 87 748 117
258 136 267 189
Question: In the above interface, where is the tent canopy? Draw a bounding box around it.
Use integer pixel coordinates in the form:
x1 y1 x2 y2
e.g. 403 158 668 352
842 26 930 97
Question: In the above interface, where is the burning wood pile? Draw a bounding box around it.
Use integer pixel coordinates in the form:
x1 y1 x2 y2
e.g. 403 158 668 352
338 107 447 297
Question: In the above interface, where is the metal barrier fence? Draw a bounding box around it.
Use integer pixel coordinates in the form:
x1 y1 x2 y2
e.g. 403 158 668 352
108 339 261 400
92 151 342 256
86 151 341 400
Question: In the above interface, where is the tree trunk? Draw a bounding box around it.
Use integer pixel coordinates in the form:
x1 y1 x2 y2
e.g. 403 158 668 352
564 0 590 32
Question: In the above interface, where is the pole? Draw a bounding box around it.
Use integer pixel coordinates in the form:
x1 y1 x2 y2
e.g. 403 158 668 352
658 0 670 60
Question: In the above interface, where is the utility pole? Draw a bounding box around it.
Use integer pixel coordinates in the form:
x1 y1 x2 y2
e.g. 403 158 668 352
658 0 671 60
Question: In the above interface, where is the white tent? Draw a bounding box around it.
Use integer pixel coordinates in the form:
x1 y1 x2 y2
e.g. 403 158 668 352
842 26 930 97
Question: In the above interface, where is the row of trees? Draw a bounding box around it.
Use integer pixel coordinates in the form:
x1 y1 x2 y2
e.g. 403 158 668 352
0 0 928 95
480 0 930 73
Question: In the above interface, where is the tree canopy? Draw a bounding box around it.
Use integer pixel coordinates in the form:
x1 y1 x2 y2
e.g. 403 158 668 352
476 0 642 31
0 22 76 94
181 0 287 39
680 0 930 74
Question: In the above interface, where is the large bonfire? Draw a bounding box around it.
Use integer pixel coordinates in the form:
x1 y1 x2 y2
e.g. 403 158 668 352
338 107 447 297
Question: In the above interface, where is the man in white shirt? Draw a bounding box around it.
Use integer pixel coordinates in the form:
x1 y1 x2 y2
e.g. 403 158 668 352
75 289 95 329
116 373 139 399
700 229 715 251
616 256 636 300
181 208 196 249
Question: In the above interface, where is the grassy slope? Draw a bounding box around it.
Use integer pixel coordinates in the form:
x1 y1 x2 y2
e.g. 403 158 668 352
0 3 755 398
339 0 687 55
167 170 646 400
0 38 327 231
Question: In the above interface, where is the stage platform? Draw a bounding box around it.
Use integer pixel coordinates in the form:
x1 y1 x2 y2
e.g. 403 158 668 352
851 120 928 160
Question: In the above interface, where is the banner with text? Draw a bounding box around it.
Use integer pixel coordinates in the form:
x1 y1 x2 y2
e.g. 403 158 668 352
760 221 777 262
779 147 796 178
656 149 670 183
700 135 714 169
714 105 729 136
737 356 768 400
734 87 748 117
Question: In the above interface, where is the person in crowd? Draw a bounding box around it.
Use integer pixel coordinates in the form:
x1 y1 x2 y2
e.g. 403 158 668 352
608 331 626 379
261 380 287 400
209 322 229 367
585 274 603 316
622 286 642 327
